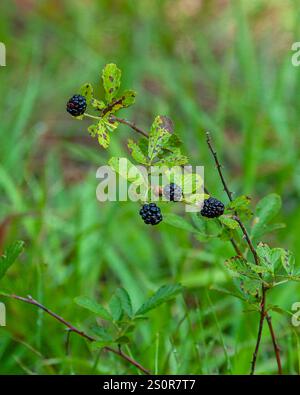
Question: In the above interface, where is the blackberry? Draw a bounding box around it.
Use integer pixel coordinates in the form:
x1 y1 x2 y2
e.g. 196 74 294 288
66 94 87 117
139 203 163 225
200 197 225 218
163 183 182 202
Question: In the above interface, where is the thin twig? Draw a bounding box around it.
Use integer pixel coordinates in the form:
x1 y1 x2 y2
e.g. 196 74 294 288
205 130 282 375
266 314 282 375
3 294 150 375
250 287 266 375
110 115 149 138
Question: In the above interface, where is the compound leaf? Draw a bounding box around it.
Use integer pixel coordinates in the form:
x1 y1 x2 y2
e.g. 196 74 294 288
136 284 184 315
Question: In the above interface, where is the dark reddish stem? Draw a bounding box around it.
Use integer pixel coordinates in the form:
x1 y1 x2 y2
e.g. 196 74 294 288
3 294 150 375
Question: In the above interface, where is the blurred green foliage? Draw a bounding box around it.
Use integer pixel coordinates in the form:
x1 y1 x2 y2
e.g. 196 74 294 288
0 0 300 374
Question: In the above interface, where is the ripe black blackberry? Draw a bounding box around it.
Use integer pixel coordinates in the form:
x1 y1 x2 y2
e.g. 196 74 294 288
139 203 163 225
163 183 182 202
200 197 224 218
66 94 87 117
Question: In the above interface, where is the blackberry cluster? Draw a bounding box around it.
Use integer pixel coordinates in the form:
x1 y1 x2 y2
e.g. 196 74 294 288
163 183 182 202
66 94 87 117
200 197 224 218
139 203 163 225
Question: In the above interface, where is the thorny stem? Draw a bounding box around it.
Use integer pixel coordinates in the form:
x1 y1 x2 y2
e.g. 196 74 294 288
205 131 282 375
110 115 149 138
2 294 150 375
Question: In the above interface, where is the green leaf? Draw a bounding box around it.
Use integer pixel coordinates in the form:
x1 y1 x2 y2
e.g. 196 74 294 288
91 98 106 111
88 121 110 149
116 288 133 318
226 195 252 219
109 294 123 321
240 278 261 297
90 341 111 350
225 256 260 279
136 284 184 315
108 157 146 184
210 285 246 302
127 139 149 165
115 335 130 344
74 296 112 321
91 326 113 341
79 83 93 103
155 152 188 167
102 63 121 103
164 213 198 233
148 116 172 161
0 241 24 280
251 193 281 239
256 242 282 274
119 90 136 108
218 215 239 230
280 249 295 275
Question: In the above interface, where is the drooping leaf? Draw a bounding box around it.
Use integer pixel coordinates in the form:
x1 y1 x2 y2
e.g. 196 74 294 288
136 284 184 315
74 296 112 321
102 63 121 102
0 241 24 280
127 139 149 165
251 193 281 239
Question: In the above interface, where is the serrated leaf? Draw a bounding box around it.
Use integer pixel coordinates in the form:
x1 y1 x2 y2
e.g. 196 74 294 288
127 139 149 165
226 195 252 219
256 242 282 274
108 157 146 184
148 116 172 161
74 296 112 321
218 215 239 230
88 121 110 149
109 294 123 321
79 83 93 102
136 284 184 315
240 278 261 297
252 193 281 239
102 63 121 102
281 249 295 275
225 256 260 279
91 98 106 110
0 241 24 280
156 152 188 167
164 213 198 233
116 288 133 318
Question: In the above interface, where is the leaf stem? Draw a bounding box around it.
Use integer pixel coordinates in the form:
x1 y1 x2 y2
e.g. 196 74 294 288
2 294 151 375
205 131 282 375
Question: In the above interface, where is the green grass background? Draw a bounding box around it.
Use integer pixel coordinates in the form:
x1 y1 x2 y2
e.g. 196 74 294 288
0 0 300 374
